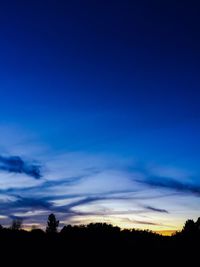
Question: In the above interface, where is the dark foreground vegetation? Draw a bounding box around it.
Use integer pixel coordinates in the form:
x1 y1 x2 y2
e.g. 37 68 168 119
0 214 199 265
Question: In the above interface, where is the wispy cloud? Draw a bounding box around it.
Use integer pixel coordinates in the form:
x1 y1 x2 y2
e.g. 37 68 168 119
144 205 169 213
137 176 200 196
0 127 198 231
0 155 42 179
132 220 161 226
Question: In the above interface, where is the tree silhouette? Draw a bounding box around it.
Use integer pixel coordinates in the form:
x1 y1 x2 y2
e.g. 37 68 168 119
46 213 59 233
182 219 196 234
11 218 23 231
195 217 200 231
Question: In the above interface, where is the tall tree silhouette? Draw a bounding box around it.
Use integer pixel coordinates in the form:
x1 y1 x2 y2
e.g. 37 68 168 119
46 214 59 233
11 219 23 231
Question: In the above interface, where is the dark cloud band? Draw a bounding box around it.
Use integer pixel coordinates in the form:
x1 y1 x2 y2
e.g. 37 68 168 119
137 176 200 196
0 155 42 179
144 205 169 213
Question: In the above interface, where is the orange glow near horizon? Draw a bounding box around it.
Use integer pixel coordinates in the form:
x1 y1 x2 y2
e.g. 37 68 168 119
155 230 178 236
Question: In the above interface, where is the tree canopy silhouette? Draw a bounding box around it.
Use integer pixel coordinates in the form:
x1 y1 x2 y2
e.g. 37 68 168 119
46 213 59 233
0 213 199 265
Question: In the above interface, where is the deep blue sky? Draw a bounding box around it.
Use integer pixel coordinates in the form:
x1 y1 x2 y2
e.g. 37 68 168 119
0 0 200 232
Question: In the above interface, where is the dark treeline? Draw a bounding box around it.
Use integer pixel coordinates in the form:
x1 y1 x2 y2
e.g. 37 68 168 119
0 214 199 265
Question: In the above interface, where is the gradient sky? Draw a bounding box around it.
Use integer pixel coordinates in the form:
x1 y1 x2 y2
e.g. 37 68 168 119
0 0 200 233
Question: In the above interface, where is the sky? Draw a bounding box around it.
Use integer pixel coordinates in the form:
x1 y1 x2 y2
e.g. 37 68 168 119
0 0 200 234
